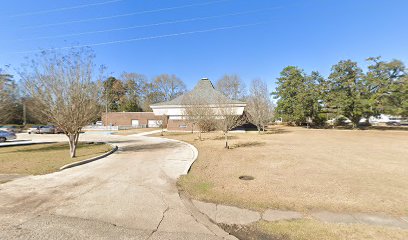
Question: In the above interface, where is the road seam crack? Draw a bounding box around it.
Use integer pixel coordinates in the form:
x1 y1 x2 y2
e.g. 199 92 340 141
147 207 169 240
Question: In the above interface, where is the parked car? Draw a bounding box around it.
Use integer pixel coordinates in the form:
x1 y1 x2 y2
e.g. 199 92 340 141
39 126 57 134
28 126 42 134
95 121 103 126
54 126 64 134
0 130 16 142
0 126 21 133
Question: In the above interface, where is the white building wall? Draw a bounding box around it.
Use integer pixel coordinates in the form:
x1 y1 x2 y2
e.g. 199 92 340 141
151 105 245 117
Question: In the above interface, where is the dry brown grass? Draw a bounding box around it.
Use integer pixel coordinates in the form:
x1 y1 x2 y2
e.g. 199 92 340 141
160 127 408 216
256 220 408 240
0 142 112 175
113 128 160 136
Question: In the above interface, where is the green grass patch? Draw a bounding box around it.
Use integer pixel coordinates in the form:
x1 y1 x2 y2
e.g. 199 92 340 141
178 175 214 196
0 142 112 175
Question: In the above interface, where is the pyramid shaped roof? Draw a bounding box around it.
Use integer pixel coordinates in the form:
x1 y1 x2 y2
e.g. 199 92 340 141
151 78 245 107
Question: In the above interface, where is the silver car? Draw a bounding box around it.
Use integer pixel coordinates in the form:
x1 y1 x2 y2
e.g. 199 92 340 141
0 130 16 142
39 126 56 134
28 126 41 134
0 126 21 133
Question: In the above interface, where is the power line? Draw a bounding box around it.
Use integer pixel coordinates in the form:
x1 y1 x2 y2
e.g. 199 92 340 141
14 22 267 54
22 0 230 30
19 7 281 41
7 0 124 18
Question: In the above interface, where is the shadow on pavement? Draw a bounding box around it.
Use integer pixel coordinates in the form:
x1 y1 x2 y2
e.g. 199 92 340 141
118 142 181 153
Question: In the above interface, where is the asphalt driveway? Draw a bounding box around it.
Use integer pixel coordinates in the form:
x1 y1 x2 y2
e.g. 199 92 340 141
0 133 231 239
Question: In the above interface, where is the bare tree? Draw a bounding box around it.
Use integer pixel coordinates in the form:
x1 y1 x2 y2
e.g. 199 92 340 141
183 94 216 140
216 74 246 100
159 114 168 136
152 74 186 102
215 96 247 148
0 70 18 124
21 48 104 158
246 79 274 133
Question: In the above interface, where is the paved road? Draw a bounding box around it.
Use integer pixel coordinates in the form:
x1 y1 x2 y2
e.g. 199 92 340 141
0 134 231 239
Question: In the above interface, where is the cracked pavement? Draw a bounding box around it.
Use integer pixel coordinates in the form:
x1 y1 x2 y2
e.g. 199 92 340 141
0 133 232 239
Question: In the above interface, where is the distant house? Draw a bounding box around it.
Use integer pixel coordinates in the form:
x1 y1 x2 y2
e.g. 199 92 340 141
150 78 246 131
324 114 407 126
362 114 407 125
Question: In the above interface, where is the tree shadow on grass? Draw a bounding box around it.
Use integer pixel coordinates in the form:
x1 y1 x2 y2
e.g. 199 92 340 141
265 128 291 135
360 126 408 131
211 135 239 141
230 141 266 149
5 142 103 154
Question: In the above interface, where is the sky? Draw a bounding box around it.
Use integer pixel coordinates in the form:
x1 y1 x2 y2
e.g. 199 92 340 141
1 0 408 91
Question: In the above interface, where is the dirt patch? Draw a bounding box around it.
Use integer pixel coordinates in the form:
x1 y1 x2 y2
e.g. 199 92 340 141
239 175 255 181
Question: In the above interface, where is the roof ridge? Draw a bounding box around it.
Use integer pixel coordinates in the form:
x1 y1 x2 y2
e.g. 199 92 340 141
150 78 246 107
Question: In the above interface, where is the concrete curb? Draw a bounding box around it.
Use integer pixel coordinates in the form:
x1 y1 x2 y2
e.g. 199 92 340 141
189 199 408 230
159 137 199 175
59 143 118 170
181 140 199 175
179 192 238 240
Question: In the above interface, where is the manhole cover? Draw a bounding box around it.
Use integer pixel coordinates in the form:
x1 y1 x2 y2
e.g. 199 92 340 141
239 175 255 181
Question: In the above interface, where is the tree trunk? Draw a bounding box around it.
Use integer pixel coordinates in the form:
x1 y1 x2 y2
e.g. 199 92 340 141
257 125 261 134
68 132 80 158
198 130 202 141
224 132 229 149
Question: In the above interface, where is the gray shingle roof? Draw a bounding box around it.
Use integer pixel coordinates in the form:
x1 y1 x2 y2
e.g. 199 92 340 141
151 78 245 106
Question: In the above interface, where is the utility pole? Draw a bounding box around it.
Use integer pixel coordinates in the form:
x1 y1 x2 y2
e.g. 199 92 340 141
105 87 109 128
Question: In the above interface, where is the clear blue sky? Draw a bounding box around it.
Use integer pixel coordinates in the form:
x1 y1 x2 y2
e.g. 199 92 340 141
1 0 407 90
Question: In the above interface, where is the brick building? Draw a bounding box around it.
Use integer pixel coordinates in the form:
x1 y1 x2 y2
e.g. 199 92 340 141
150 78 246 131
101 78 246 131
101 112 166 128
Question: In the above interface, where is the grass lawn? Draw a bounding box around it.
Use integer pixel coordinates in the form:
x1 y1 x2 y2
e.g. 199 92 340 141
159 127 408 239
159 127 408 216
253 220 408 240
0 142 112 175
113 128 160 136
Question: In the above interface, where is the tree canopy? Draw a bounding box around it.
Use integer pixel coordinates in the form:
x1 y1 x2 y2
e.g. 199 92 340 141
273 66 322 125
274 57 407 127
21 48 103 158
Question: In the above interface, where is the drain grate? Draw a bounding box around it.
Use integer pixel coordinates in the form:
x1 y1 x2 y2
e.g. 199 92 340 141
239 175 255 181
